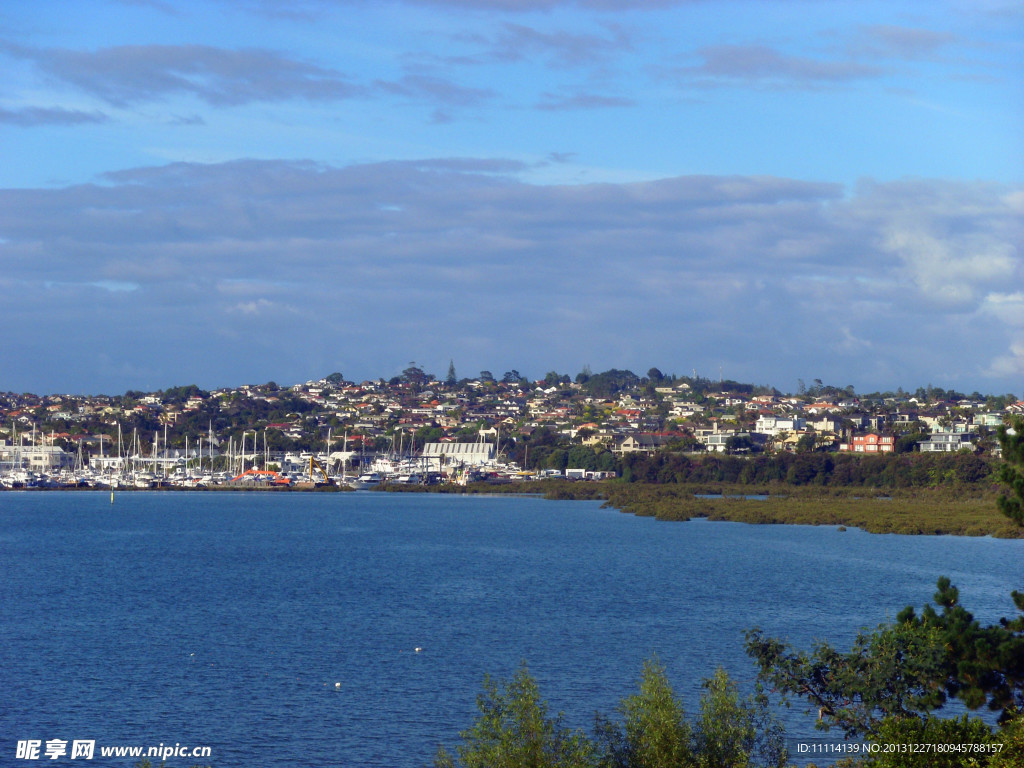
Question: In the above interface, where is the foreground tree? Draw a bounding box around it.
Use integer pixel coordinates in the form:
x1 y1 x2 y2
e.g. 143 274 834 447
745 619 948 738
746 579 1024 740
746 580 1024 768
691 668 787 768
440 661 787 768
596 657 694 768
865 714 997 768
435 663 596 768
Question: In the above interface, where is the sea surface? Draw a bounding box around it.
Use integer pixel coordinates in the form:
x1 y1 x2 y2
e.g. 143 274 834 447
1 491 1022 767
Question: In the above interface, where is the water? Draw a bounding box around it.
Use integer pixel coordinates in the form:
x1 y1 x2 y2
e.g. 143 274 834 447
1 491 1021 767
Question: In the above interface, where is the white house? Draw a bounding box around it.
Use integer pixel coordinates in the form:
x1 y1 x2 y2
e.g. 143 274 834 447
918 433 974 452
754 415 806 436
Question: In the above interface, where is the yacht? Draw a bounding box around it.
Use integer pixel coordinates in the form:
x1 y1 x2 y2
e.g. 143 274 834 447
349 472 382 490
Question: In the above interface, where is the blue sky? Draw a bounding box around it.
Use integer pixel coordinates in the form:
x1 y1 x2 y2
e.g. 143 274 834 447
1 0 1022 395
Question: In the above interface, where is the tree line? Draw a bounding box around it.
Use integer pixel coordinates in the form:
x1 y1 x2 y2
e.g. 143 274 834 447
617 451 994 488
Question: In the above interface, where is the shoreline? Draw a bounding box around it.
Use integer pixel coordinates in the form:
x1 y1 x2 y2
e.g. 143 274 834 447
381 479 1022 538
5 479 1019 539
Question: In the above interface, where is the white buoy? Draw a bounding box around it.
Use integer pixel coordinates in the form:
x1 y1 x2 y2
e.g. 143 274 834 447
414 647 422 653
335 682 341 688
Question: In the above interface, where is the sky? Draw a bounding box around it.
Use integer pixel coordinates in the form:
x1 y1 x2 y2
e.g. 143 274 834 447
1 0 1022 396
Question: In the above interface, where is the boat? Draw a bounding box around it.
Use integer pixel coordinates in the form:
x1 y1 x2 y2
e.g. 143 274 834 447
349 472 382 490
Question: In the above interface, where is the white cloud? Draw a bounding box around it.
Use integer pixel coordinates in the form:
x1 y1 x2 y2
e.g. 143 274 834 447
2 158 1021 393
228 298 275 315
89 280 139 292
986 340 1024 379
837 326 873 353
882 228 1018 307
981 292 1024 326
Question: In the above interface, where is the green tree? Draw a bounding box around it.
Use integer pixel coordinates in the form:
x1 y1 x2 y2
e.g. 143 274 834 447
691 668 787 768
567 445 599 471
402 362 430 391
415 426 444 449
443 660 789 768
863 714 994 768
582 370 640 398
544 371 566 387
795 433 817 453
894 577 1024 718
746 616 950 738
997 415 1024 526
597 657 695 768
160 383 205 404
435 664 596 768
546 449 569 471
746 579 1024 740
895 430 927 454
447 360 458 386
726 434 756 455
989 711 1024 767
596 450 617 473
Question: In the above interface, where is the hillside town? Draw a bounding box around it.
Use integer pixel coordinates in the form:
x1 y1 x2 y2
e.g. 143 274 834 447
1 364 1021 489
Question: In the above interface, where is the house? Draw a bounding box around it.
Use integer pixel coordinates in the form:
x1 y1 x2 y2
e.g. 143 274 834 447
973 413 1003 428
702 431 764 453
669 401 704 418
807 417 840 433
612 434 673 454
773 433 807 452
892 411 919 426
754 415 806 436
843 434 895 453
918 433 974 453
849 414 885 431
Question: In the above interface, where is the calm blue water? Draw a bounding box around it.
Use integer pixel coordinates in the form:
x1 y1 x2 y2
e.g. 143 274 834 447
1 491 1021 767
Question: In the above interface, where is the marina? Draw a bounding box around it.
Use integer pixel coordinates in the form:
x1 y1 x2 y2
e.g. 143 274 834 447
0 425 532 490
